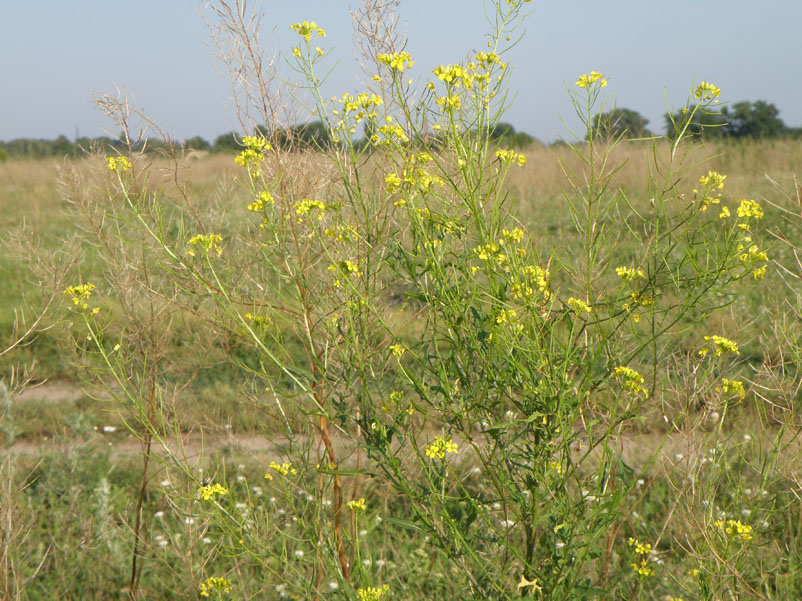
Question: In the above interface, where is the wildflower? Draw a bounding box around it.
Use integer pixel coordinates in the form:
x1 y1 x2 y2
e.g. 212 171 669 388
347 497 367 512
703 335 739 357
752 265 767 280
719 206 730 218
695 81 721 101
106 156 132 172
199 575 232 598
357 585 390 601
616 266 645 282
613 366 648 397
715 518 753 542
389 344 405 358
495 149 526 166
628 537 655 578
575 71 608 88
699 170 726 191
567 297 592 314
267 461 297 476
248 190 274 212
63 283 97 311
425 436 458 459
293 199 328 220
187 233 223 257
290 21 325 41
720 378 746 400
377 51 414 72
384 173 402 193
736 199 764 220
198 483 228 501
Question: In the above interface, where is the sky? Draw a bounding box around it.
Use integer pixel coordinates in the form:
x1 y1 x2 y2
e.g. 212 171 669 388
2 0 800 144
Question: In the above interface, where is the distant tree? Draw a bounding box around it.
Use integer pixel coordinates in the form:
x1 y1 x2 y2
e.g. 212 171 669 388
51 134 75 156
486 122 536 148
592 108 651 139
213 132 242 153
0 148 8 162
184 136 211 151
724 100 786 138
664 105 729 140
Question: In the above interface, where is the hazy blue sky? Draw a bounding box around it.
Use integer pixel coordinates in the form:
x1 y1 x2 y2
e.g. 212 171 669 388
2 1 800 143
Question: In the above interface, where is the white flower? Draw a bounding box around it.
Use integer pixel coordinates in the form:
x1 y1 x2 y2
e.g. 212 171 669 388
160 480 171 487
154 511 164 519
294 550 304 558
376 559 386 567
236 475 246 482
201 537 212 544
328 582 339 591
636 479 645 487
500 519 515 528
184 517 195 525
362 559 372 567
102 425 117 433
157 539 168 547
743 434 752 441
674 453 684 461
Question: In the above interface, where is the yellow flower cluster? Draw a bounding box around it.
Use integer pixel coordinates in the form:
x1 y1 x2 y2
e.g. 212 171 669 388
613 366 648 397
694 81 721 101
495 149 527 166
628 537 655 578
198 483 228 501
495 308 518 325
371 116 409 146
187 234 223 257
694 170 727 212
264 461 297 480
715 518 753 542
347 497 367 512
234 136 271 173
737 199 764 220
294 199 328 220
324 223 360 243
290 21 325 41
63 283 97 312
106 156 132 172
389 344 405 358
247 190 274 212
425 436 458 459
616 266 645 282
377 51 414 72
622 291 653 323
719 378 746 400
575 71 607 89
701 335 739 357
567 297 592 314
510 265 551 301
200 576 233 597
357 585 390 601
431 52 505 90
435 95 462 110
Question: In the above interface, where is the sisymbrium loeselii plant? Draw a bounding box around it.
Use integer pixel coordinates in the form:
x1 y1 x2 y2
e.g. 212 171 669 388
59 1 796 600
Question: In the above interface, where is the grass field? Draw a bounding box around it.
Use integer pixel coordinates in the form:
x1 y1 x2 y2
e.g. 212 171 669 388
2 137 802 599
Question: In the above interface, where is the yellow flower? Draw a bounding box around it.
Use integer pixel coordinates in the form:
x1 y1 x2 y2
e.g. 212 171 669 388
347 497 367 512
357 585 389 601
704 335 739 356
389 344 405 358
290 21 325 41
575 71 608 88
198 483 228 501
694 81 721 101
567 297 592 314
106 156 132 172
267 460 297 476
616 266 645 282
715 518 753 542
200 576 232 597
720 378 746 399
187 233 223 257
736 199 764 220
613 366 648 397
377 51 414 72
699 170 726 190
385 173 402 193
425 436 458 459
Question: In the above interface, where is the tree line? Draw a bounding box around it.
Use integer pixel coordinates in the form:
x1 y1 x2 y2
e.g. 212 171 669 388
1 100 799 161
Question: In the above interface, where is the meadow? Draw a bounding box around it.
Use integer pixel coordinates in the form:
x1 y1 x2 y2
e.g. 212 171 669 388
3 2 802 599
